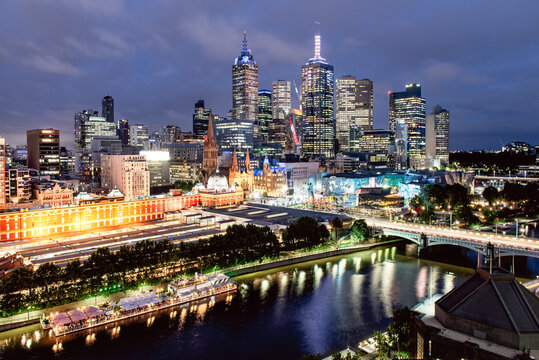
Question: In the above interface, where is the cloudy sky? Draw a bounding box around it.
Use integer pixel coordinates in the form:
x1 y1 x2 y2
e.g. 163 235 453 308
0 0 538 150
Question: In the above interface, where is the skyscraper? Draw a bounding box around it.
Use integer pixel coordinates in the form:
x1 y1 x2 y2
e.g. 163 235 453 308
336 77 374 153
118 119 130 147
192 100 212 137
272 80 291 121
232 32 258 122
426 105 450 166
129 124 150 149
27 129 60 176
102 95 114 123
301 34 334 159
257 90 272 143
388 84 426 169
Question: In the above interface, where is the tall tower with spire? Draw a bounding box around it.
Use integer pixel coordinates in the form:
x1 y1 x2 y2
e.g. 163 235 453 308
232 32 259 122
301 32 335 159
202 113 218 184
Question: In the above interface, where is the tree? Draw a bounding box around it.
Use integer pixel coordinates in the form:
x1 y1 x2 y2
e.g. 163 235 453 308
318 224 330 241
388 307 412 355
373 330 391 360
174 180 195 192
329 217 343 242
282 217 325 250
482 186 499 206
351 219 370 242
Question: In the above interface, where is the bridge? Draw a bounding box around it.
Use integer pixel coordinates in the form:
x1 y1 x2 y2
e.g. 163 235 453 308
366 218 539 258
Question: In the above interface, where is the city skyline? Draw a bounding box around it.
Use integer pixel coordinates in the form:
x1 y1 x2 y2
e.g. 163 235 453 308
0 1 538 150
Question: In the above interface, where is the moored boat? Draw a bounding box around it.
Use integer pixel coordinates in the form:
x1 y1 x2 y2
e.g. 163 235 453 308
41 274 237 336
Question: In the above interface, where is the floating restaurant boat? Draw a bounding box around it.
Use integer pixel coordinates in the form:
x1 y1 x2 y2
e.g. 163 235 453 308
41 274 236 336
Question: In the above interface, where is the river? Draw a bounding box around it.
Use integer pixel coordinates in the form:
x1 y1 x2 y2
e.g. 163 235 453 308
0 244 477 360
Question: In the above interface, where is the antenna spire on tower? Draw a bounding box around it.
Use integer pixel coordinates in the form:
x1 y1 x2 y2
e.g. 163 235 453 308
242 31 248 54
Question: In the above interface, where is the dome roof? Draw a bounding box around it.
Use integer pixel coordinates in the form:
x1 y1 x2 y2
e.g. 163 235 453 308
207 171 229 192
192 182 206 194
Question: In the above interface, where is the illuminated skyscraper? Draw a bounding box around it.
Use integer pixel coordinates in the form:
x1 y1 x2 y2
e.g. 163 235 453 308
426 105 450 166
27 129 60 176
388 84 426 169
193 100 212 137
232 32 258 122
272 80 291 121
118 119 130 147
301 34 334 159
257 90 272 143
102 95 114 123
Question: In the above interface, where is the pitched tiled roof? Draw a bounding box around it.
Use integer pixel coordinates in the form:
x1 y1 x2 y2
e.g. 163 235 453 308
436 267 539 333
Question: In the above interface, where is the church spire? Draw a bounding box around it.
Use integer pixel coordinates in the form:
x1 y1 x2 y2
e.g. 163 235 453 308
245 147 251 173
206 114 215 143
231 147 239 173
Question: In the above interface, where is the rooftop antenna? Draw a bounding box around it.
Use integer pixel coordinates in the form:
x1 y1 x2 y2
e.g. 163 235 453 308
241 30 249 54
314 21 321 58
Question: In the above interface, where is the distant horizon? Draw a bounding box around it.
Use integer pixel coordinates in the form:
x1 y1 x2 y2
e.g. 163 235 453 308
1 1 538 150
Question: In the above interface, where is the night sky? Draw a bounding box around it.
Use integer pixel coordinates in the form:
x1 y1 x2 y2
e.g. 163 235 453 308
1 0 538 150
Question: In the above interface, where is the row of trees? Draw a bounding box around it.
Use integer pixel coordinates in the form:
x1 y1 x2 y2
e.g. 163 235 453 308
482 183 539 221
0 217 345 316
410 184 479 225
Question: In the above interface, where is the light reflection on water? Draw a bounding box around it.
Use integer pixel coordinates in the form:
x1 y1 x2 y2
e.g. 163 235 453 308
0 245 473 360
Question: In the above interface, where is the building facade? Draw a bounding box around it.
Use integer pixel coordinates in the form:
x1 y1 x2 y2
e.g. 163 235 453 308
27 129 60 176
5 167 31 203
301 34 335 159
33 183 73 206
388 84 426 169
426 105 450 167
192 100 212 138
129 124 149 150
0 191 243 242
117 119 130 147
102 95 114 123
335 77 373 152
140 150 171 187
256 90 272 144
101 154 150 199
232 32 258 122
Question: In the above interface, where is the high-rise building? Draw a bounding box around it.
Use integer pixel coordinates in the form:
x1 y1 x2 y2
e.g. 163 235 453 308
357 130 395 168
388 84 426 169
74 110 117 151
102 95 114 123
90 137 122 184
0 139 5 211
74 110 117 178
426 105 450 167
272 80 291 121
101 154 149 199
257 90 272 143
140 151 171 187
5 167 31 203
301 34 334 159
336 77 374 153
232 32 258 122
163 125 182 144
118 119 130 147
193 100 213 138
214 119 254 155
129 124 150 149
27 129 60 176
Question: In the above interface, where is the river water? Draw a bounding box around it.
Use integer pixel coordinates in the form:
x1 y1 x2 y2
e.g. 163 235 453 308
0 244 476 360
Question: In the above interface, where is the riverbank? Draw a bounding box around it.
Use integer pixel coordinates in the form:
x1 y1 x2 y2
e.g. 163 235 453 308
0 239 401 334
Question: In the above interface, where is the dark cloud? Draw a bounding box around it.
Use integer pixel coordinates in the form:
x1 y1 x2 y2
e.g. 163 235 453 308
0 0 538 150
